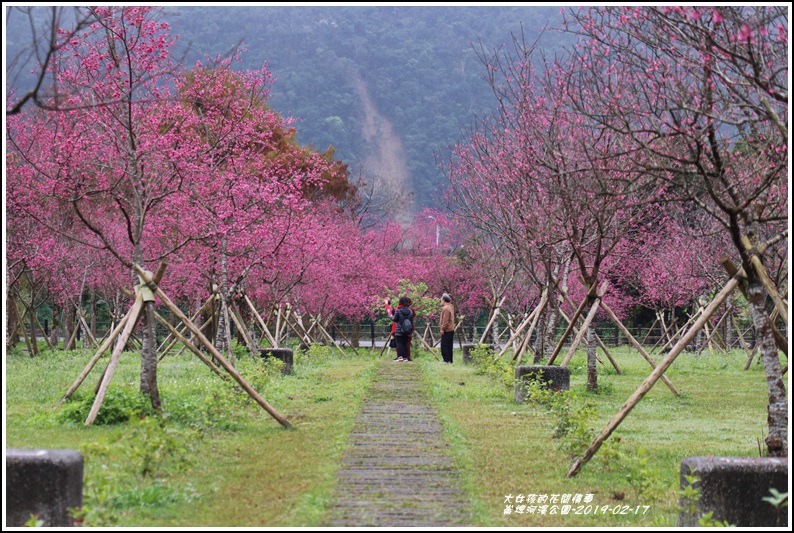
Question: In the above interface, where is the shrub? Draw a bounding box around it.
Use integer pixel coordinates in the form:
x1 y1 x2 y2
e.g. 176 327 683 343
57 388 156 426
470 344 514 388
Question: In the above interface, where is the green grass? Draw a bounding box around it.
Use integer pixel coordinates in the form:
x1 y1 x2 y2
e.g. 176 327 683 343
5 342 783 527
5 343 378 527
417 345 783 527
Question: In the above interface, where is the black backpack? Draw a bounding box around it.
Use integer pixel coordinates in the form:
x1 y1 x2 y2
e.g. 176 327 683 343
401 311 413 336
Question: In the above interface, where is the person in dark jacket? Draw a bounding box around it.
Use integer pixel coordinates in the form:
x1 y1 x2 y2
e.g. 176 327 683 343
391 296 415 362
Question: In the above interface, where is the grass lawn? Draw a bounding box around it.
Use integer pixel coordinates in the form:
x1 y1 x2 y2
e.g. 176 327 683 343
4 341 783 527
419 345 782 527
5 344 378 527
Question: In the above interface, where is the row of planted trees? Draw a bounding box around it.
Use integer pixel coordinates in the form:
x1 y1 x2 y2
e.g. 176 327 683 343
443 5 787 463
3 7 475 420
5 6 787 458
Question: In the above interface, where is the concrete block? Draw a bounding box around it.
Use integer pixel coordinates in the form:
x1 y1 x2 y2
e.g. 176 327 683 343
515 365 570 402
6 449 84 527
460 343 495 364
678 456 788 527
259 348 293 375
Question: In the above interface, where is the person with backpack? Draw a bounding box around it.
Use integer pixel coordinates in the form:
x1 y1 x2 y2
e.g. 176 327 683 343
391 296 415 362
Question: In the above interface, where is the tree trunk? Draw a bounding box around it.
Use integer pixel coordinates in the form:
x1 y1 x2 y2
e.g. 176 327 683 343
350 321 360 348
29 301 39 357
537 293 560 363
63 304 76 351
139 301 162 410
133 243 161 411
49 305 61 347
724 307 733 350
6 291 21 349
586 321 597 391
90 291 97 340
746 276 787 457
214 248 235 365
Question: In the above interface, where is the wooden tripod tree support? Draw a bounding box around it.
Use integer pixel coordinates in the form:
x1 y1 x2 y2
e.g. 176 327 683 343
285 313 314 348
497 290 547 360
60 298 138 404
639 318 659 347
546 283 596 365
556 289 623 373
76 309 99 349
228 304 259 356
741 235 788 328
157 296 214 355
85 291 146 425
331 322 362 357
560 281 609 367
599 301 681 397
158 314 214 363
134 265 291 429
479 295 507 345
648 317 681 354
720 258 788 357
566 272 742 478
243 294 278 348
378 333 393 358
152 312 229 381
557 308 623 373
699 311 730 351
417 326 439 354
655 310 674 346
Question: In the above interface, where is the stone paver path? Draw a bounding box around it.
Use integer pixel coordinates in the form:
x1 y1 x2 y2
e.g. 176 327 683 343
324 358 473 527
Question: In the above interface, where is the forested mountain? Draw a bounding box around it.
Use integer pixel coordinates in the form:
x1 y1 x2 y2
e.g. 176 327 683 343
164 5 571 211
6 5 572 212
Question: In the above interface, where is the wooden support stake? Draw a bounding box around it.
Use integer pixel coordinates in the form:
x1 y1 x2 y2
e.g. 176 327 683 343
379 333 393 358
555 286 622 374
741 235 788 328
158 296 213 353
513 295 548 363
600 301 680 397
65 321 80 352
60 307 135 403
558 308 622 373
34 314 56 350
244 295 278 348
498 292 546 359
417 328 438 354
84 293 145 425
153 312 228 380
560 282 608 367
229 305 258 355
744 347 760 371
546 287 593 365
566 273 740 478
649 318 680 355
331 322 362 357
639 318 659 347
135 266 291 428
312 316 348 358
479 295 506 345
76 310 99 349
160 314 213 362
720 257 787 356
284 313 313 348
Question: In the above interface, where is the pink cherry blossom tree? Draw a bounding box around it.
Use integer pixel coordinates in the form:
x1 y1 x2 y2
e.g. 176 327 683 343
561 5 788 456
446 32 664 388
